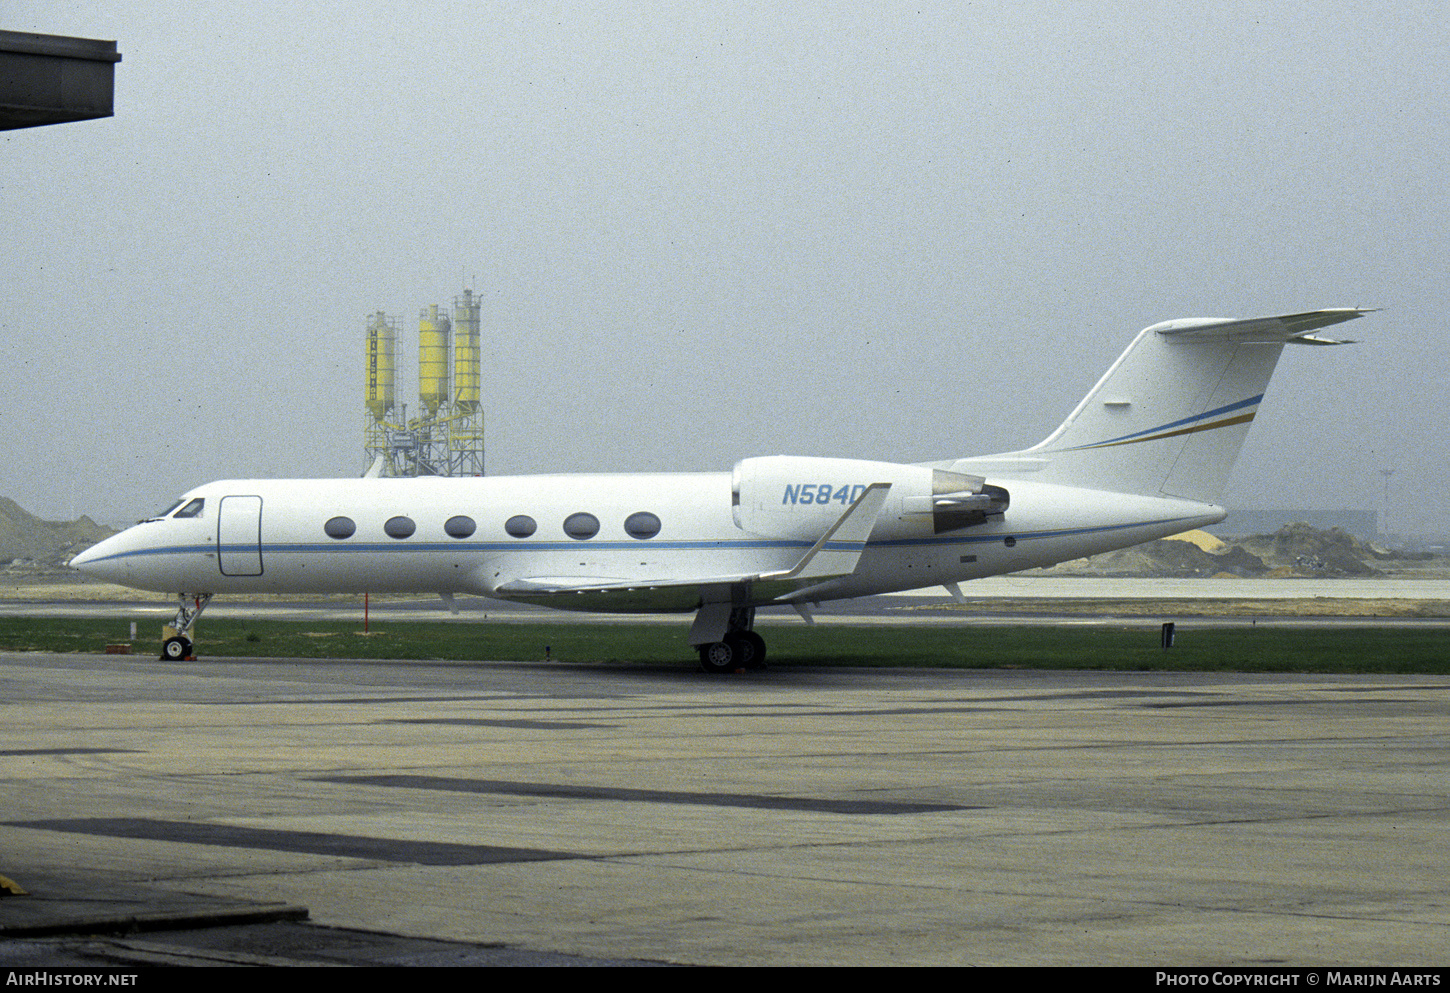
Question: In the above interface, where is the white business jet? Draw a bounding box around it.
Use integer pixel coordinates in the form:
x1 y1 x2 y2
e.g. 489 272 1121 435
72 308 1368 671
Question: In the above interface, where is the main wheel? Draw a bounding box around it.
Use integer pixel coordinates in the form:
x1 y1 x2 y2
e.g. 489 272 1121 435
698 640 737 674
740 630 767 668
725 632 758 669
161 636 192 661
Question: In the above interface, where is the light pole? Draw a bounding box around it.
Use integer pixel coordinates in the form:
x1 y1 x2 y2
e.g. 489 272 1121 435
1379 468 1396 539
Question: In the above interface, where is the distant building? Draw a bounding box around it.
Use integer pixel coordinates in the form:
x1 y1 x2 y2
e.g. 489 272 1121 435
1206 508 1377 541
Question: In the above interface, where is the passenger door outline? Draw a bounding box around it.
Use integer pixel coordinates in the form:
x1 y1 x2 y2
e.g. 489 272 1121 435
217 495 264 577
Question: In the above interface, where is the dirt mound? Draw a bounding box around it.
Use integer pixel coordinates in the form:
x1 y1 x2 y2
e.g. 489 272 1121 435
1042 523 1393 578
1063 537 1267 578
1166 529 1229 553
0 497 116 571
1236 522 1380 576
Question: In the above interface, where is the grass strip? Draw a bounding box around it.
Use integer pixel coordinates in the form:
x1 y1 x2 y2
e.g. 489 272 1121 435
0 617 1445 673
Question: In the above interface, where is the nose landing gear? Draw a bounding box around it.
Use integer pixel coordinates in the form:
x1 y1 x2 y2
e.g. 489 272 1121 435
160 593 213 661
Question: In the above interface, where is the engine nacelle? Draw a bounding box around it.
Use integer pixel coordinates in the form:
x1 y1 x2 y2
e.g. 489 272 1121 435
731 456 1007 540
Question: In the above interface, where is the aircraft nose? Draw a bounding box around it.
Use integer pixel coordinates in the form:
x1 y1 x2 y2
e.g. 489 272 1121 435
69 544 100 569
69 534 125 579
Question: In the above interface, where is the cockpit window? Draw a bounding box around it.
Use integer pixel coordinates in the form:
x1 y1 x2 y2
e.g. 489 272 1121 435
172 498 205 519
140 498 185 524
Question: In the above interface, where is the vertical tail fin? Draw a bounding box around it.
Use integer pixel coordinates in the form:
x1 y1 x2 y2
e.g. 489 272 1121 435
945 309 1368 503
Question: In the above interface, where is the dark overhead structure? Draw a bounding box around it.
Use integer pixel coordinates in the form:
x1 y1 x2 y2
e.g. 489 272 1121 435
0 30 120 131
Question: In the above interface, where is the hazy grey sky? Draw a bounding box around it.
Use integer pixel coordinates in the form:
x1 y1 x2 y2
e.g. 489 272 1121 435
4 2 1447 531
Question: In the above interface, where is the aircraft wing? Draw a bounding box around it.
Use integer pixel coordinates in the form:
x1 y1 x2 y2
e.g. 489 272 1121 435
490 483 892 610
1152 308 1372 345
757 481 891 581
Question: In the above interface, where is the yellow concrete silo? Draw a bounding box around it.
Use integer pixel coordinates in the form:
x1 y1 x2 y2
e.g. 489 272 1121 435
448 288 485 475
364 312 404 476
418 304 451 416
364 312 395 421
452 289 481 412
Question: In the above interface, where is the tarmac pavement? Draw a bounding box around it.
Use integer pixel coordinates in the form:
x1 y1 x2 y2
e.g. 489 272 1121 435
0 651 1445 967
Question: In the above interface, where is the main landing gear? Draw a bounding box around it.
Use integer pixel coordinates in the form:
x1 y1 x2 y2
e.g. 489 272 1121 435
694 605 768 674
161 593 213 661
697 629 767 674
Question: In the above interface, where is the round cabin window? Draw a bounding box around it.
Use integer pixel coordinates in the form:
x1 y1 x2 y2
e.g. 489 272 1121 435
384 516 416 539
504 515 537 539
563 512 600 540
444 515 476 538
624 511 661 539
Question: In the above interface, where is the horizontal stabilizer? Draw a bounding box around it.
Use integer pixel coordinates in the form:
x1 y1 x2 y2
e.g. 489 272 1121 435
1151 308 1371 344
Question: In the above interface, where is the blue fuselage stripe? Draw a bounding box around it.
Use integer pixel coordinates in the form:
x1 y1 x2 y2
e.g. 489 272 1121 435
81 515 1202 566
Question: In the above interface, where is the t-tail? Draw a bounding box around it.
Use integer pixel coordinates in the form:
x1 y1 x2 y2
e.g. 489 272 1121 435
939 309 1370 504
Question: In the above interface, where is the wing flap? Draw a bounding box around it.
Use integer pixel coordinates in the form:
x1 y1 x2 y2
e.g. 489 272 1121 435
494 573 760 596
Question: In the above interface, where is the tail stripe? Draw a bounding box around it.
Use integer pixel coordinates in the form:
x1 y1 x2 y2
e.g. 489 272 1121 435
1056 394 1263 452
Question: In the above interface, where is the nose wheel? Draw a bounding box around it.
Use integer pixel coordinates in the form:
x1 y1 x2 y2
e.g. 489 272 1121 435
161 636 193 661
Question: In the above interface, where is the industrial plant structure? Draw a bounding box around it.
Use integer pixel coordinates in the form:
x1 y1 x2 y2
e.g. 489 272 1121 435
363 289 485 477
